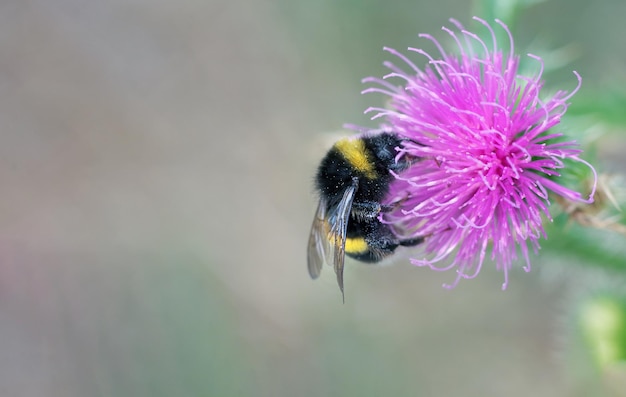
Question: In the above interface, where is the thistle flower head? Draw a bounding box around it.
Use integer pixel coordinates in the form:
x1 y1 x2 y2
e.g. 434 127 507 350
358 17 597 289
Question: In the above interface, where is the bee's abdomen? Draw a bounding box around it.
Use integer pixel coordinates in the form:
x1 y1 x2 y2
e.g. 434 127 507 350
345 245 385 263
344 218 397 263
344 236 369 256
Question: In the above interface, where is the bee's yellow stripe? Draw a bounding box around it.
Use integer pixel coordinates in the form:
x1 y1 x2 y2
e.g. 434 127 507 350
335 139 377 179
344 237 368 255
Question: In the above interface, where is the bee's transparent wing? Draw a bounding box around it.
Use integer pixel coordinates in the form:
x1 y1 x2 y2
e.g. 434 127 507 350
329 180 357 302
307 199 330 279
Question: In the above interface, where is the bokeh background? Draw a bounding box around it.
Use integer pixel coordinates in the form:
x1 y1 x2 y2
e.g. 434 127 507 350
1 0 625 396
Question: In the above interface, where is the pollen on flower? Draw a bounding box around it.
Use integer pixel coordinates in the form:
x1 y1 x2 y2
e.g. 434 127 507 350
357 17 597 289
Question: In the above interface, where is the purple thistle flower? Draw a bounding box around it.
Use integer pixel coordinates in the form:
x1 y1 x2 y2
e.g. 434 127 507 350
357 17 597 289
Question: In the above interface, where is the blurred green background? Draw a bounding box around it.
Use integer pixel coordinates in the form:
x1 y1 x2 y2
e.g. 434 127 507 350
1 0 625 396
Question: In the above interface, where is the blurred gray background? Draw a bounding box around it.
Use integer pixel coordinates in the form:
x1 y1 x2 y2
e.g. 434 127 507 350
1 0 624 396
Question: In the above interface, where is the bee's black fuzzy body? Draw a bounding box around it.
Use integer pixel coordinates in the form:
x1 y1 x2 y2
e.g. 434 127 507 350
307 132 424 299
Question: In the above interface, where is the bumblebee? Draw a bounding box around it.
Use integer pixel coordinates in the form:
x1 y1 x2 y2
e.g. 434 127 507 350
307 132 424 300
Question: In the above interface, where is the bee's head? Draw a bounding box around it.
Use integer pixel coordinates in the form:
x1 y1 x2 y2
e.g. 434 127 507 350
365 132 421 174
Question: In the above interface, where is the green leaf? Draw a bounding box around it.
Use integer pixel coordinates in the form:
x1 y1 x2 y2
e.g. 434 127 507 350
543 220 626 274
541 220 626 272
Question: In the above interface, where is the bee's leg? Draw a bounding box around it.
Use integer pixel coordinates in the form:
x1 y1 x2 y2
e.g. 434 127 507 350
380 193 411 213
361 232 424 262
351 191 414 219
398 236 424 247
352 195 411 218
380 203 399 213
